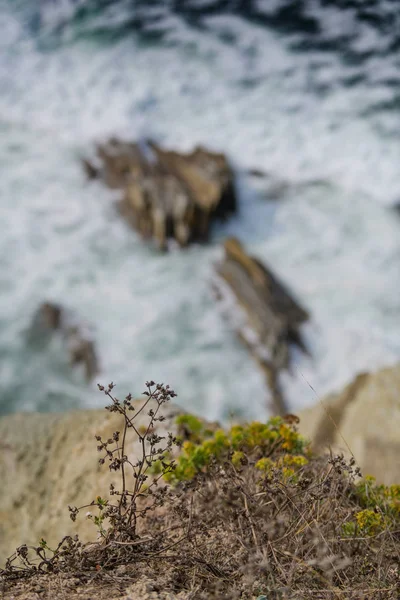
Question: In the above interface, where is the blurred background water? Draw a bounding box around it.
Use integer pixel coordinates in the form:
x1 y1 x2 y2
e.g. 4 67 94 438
1 0 399 421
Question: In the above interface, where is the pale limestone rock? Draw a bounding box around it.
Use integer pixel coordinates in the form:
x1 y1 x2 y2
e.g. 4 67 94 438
298 364 400 485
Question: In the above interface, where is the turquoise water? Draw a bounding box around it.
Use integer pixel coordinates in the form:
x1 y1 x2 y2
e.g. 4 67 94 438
1 0 400 420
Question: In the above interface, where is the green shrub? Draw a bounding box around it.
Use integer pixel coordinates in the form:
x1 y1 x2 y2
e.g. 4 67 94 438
342 475 400 536
159 416 310 484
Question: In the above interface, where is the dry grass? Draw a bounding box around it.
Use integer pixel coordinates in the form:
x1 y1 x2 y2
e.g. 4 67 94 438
1 382 399 600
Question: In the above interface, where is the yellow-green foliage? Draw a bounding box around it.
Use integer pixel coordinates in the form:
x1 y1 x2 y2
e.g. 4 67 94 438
162 416 310 483
355 476 400 515
175 414 211 443
342 476 400 537
255 454 309 484
255 457 274 472
355 509 384 535
162 416 399 540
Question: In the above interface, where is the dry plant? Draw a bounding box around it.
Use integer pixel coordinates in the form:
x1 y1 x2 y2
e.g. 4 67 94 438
1 382 399 600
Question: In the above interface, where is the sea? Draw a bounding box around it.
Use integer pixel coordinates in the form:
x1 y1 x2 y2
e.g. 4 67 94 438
1 0 399 422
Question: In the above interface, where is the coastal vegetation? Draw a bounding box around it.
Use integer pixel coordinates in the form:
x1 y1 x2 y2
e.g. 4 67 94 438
1 381 398 599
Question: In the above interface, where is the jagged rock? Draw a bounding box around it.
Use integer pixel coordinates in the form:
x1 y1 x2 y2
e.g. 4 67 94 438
81 158 99 180
0 400 188 566
87 139 236 250
28 302 98 381
214 237 309 415
298 363 400 485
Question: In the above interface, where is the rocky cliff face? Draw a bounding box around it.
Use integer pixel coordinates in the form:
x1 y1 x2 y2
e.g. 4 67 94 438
298 363 400 486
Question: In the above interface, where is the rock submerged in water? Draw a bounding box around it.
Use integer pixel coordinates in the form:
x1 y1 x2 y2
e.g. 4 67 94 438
214 237 309 415
85 139 237 250
28 302 98 382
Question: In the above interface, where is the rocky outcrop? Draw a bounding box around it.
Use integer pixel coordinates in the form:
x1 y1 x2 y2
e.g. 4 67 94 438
213 237 309 415
28 302 98 381
86 139 236 250
0 399 186 566
298 363 400 485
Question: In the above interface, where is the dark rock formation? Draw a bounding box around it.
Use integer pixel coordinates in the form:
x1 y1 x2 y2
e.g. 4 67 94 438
28 302 98 381
214 237 309 414
82 158 99 180
85 139 236 250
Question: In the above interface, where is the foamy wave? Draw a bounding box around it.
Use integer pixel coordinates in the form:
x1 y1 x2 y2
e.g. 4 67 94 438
0 0 399 418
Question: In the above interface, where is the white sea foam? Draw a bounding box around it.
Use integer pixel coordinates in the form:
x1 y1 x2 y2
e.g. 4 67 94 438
0 0 399 419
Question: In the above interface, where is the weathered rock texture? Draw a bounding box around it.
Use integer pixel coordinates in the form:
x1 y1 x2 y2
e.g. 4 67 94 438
0 400 185 566
88 139 236 250
214 237 309 415
28 302 98 381
298 363 400 485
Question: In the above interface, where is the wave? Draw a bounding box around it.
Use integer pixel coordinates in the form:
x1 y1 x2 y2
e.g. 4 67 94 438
1 0 400 418
16 0 400 56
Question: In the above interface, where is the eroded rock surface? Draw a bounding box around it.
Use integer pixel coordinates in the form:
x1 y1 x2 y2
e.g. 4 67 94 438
28 302 98 382
298 363 400 485
214 237 309 414
85 139 236 250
